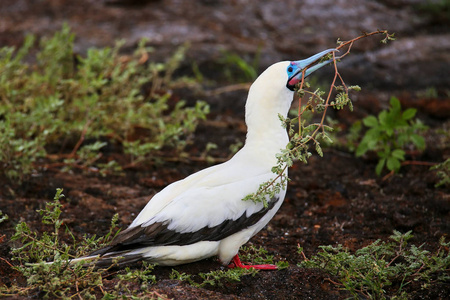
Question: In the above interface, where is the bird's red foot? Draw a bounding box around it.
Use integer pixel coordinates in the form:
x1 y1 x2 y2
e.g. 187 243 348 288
227 254 278 270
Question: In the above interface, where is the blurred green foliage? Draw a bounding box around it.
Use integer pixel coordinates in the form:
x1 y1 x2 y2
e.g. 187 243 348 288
219 50 260 82
356 97 428 175
430 158 450 187
0 24 209 182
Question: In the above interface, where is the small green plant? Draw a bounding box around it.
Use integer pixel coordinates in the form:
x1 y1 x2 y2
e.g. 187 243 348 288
0 24 209 182
345 120 363 152
229 140 244 156
168 245 286 288
169 269 194 282
4 189 116 298
356 96 428 175
199 142 219 163
430 158 450 187
0 210 8 224
417 87 439 99
240 245 289 269
196 268 258 287
170 267 258 288
298 231 450 299
219 49 260 82
115 261 157 293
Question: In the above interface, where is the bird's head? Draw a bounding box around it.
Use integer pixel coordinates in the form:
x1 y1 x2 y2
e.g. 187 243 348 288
249 48 337 101
244 48 338 136
286 48 337 91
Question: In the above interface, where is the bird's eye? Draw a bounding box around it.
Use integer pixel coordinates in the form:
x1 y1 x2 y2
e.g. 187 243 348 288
287 67 293 73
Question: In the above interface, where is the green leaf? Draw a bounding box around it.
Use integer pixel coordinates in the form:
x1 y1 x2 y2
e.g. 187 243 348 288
378 110 388 126
315 142 323 157
391 149 405 160
386 127 394 137
363 116 378 128
376 158 386 175
410 134 426 150
387 157 401 172
402 108 417 120
355 143 368 157
366 127 381 140
390 96 401 112
396 133 409 147
377 149 389 159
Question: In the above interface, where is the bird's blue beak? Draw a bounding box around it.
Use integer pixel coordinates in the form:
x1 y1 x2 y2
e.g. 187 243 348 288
286 48 337 91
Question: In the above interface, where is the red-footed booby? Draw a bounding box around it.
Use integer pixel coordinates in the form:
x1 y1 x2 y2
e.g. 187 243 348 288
76 49 335 269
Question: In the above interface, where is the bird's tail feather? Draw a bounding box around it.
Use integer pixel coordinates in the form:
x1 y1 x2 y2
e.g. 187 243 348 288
68 251 144 268
34 251 144 268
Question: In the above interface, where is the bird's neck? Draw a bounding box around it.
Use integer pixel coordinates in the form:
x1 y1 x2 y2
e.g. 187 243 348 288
241 85 293 163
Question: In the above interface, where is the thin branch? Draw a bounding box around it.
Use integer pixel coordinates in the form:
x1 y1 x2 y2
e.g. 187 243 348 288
0 256 14 268
324 277 343 286
73 273 83 300
69 119 92 158
335 30 392 52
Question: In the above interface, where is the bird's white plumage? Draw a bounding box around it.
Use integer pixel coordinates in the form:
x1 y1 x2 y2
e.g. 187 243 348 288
88 61 298 266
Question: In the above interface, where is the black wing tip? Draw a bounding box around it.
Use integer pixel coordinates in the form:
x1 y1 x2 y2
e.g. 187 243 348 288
89 246 114 256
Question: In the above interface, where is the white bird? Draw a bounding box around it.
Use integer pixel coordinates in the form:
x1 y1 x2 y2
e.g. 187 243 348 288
77 49 335 269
